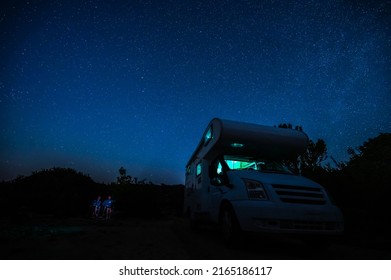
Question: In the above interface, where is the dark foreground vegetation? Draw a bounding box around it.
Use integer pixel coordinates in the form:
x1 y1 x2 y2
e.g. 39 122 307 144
0 168 184 221
302 133 391 238
0 132 390 259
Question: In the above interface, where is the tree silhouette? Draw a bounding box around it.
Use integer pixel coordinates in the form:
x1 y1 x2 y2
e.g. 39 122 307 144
117 166 132 184
345 133 391 186
278 123 327 174
340 133 391 233
301 138 327 172
119 166 126 177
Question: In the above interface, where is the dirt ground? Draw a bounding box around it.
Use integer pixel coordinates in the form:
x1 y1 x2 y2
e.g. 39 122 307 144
1 216 390 260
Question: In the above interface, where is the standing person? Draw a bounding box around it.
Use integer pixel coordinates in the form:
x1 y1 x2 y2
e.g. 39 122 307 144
102 195 113 220
91 196 101 218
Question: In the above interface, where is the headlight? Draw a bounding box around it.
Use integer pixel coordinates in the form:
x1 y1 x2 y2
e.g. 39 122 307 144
243 179 268 200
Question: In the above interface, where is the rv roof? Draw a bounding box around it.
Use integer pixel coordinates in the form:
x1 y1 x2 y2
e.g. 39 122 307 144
187 118 309 166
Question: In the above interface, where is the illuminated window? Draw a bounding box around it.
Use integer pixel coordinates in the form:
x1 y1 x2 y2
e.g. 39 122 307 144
204 125 213 146
185 165 191 175
231 142 244 148
217 162 223 174
225 159 256 170
196 162 202 176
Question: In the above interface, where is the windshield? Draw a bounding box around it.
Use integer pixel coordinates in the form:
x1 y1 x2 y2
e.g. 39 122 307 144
223 155 294 174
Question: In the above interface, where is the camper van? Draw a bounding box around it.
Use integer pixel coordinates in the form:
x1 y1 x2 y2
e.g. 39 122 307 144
184 118 344 242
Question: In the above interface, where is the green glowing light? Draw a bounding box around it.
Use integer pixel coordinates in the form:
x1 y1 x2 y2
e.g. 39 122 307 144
231 143 244 148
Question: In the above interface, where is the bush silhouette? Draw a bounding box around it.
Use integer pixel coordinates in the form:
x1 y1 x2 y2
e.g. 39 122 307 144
0 167 184 220
1 168 103 219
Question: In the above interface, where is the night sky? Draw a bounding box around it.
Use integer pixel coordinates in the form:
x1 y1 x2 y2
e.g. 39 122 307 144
1 0 390 184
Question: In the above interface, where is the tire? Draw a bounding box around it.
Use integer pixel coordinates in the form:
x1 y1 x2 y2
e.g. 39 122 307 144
220 204 241 245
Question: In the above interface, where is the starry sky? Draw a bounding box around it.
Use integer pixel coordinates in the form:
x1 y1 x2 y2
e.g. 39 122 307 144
1 0 390 184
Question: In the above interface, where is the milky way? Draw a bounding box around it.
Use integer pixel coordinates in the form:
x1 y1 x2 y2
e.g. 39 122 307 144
1 0 390 184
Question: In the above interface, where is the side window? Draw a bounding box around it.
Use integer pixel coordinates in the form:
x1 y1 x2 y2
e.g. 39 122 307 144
203 125 213 146
185 165 191 175
196 162 202 177
217 162 223 175
209 158 226 186
209 158 224 179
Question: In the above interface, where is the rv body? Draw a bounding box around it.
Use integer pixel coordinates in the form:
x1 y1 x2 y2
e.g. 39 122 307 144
184 118 344 238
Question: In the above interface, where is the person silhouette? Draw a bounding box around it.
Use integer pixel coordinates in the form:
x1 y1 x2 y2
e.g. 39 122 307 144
91 196 101 218
102 195 113 220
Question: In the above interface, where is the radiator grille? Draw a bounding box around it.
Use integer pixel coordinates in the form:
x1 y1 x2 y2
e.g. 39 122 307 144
272 184 326 205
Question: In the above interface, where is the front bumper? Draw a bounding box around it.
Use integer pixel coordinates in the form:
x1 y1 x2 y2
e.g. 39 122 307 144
231 200 344 235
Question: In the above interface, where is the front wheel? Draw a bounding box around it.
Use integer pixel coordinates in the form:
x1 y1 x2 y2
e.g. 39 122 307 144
220 204 241 244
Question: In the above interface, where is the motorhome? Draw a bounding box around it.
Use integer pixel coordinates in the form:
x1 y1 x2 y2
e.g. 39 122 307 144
184 118 344 242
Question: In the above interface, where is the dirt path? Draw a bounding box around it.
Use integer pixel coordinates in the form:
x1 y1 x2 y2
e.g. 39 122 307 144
1 217 390 259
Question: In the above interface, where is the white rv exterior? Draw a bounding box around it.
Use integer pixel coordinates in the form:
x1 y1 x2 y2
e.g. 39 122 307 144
184 118 344 241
